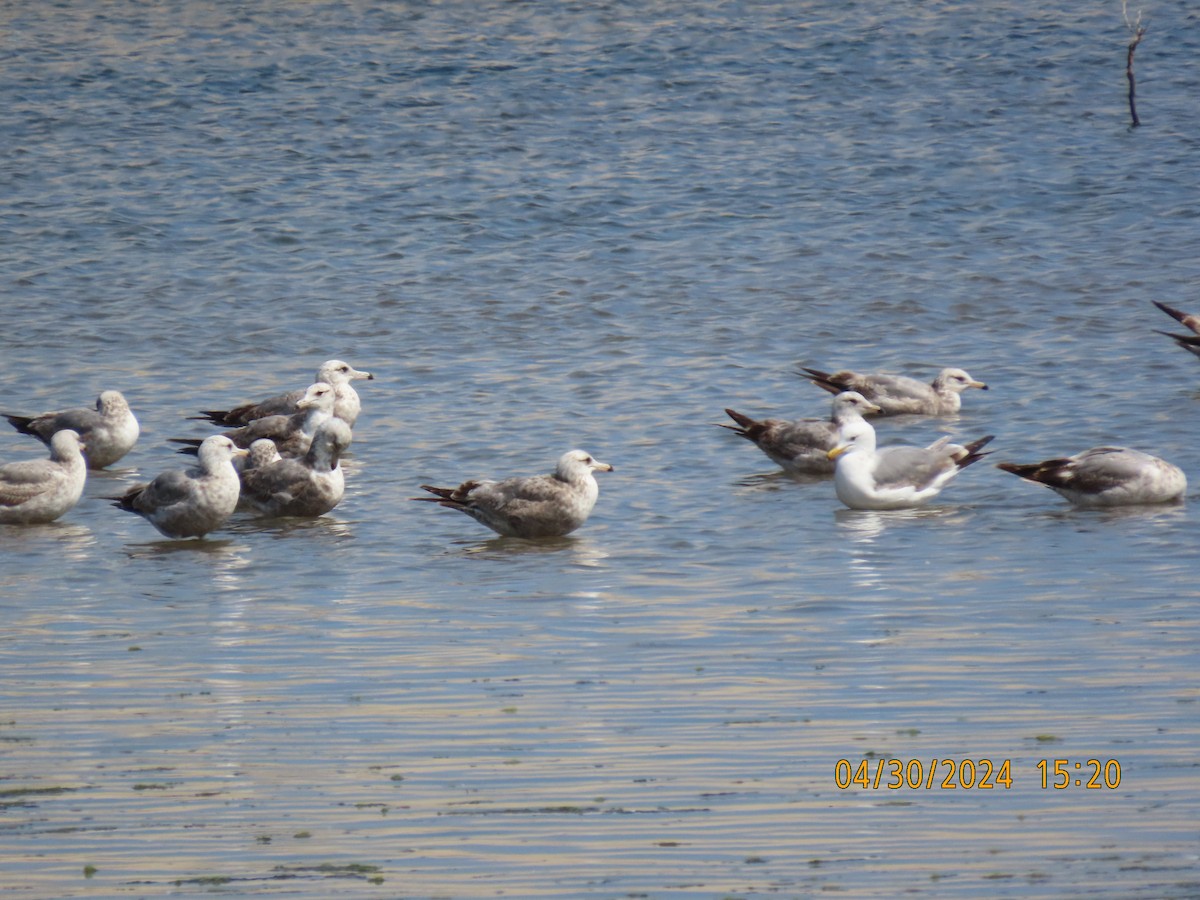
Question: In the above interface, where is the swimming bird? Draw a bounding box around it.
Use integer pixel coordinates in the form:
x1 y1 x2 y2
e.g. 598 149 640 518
721 391 882 475
113 435 247 538
799 366 988 416
0 430 88 525
194 360 374 427
239 418 352 517
996 447 1187 507
415 449 614 538
172 382 336 458
3 390 138 468
1152 301 1200 359
827 417 994 510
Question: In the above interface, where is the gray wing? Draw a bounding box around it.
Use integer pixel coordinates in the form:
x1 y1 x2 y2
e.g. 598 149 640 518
0 459 58 506
14 407 102 443
227 412 302 446
134 469 198 514
1065 448 1158 491
472 475 584 531
871 445 953 490
758 419 835 458
856 374 936 407
225 388 306 423
241 459 308 502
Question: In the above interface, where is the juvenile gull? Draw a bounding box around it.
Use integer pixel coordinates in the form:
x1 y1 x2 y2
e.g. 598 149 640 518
239 419 352 517
721 391 881 475
173 382 336 458
415 449 613 538
997 447 1187 507
195 360 374 427
800 366 988 416
0 430 88 525
1152 301 1200 359
113 435 247 538
4 390 139 468
827 417 994 510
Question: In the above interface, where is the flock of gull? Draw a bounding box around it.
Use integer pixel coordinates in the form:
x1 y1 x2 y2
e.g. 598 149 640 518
0 302 1195 538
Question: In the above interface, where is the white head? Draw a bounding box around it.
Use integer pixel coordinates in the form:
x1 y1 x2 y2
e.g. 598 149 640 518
50 429 86 459
297 381 336 412
934 368 988 393
198 434 248 469
317 360 374 385
555 449 614 479
827 417 877 462
831 391 881 419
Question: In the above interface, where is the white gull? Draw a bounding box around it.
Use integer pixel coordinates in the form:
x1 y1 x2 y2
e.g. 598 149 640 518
827 417 994 510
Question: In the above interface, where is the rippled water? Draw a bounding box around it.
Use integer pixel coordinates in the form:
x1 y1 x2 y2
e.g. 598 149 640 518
2 1 1199 897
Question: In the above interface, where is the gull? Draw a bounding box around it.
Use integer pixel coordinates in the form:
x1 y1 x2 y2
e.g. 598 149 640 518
1152 301 1200 359
415 449 613 538
172 382 336 458
194 360 374 427
997 447 1187 507
113 435 247 538
720 391 882 475
827 417 994 509
239 418 352 517
0 430 88 525
799 366 988 416
3 390 139 468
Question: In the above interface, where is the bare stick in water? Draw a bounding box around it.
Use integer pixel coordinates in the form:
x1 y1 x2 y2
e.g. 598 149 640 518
1123 1 1147 127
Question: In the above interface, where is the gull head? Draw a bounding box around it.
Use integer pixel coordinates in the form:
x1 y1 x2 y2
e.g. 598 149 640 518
936 368 988 393
50 429 86 458
827 417 876 461
96 390 131 415
556 449 614 479
831 391 882 417
318 360 375 384
297 381 336 411
198 434 249 467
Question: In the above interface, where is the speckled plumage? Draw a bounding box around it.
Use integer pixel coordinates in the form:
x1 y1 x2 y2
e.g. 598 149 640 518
997 447 1187 507
800 366 987 416
0 430 88 524
239 418 352 517
114 435 247 538
173 382 336 459
4 390 138 468
195 360 374 427
721 391 881 475
416 449 613 538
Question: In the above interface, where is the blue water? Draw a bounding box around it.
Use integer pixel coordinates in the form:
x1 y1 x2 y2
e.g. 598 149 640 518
2 1 1199 897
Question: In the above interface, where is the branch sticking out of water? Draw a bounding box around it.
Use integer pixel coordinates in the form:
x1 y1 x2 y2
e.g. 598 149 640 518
1123 1 1147 127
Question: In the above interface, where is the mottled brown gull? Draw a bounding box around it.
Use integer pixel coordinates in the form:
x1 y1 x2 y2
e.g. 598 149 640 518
0 430 88 525
800 366 988 416
173 382 336 459
195 359 374 427
239 418 352 518
415 449 613 538
997 447 1187 507
4 390 139 468
827 417 993 510
721 391 881 475
113 435 247 538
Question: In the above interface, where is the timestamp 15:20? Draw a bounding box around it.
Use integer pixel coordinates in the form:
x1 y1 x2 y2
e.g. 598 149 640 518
1036 758 1122 790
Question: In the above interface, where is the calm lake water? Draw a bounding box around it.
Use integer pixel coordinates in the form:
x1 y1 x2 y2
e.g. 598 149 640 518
2 1 1199 897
